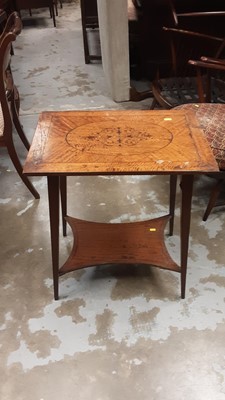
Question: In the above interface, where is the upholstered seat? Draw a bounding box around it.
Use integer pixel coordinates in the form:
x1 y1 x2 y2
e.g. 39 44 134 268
176 103 225 169
175 103 225 219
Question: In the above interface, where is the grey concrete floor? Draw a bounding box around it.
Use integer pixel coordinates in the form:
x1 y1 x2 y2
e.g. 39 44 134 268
1 2 225 399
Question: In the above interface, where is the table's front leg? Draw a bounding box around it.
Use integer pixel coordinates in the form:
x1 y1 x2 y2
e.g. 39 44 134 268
47 176 60 300
180 174 194 299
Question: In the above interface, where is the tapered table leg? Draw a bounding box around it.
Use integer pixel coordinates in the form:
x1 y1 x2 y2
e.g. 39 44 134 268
180 174 194 299
60 176 67 236
169 174 178 236
47 176 60 300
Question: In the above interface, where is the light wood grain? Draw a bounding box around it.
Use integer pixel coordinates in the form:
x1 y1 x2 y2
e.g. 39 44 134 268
23 110 218 175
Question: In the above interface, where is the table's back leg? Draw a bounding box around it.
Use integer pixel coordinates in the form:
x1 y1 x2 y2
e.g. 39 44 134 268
48 176 60 300
169 174 178 236
60 176 67 236
180 174 194 299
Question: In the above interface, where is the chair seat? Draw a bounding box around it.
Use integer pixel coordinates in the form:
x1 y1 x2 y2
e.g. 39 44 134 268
152 77 200 108
152 76 225 109
175 103 225 170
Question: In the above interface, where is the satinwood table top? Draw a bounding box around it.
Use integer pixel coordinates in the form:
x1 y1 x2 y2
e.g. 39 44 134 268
23 109 218 175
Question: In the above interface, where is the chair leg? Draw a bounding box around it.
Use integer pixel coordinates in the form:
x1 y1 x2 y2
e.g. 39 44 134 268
55 1 58 17
150 97 158 110
51 6 56 27
203 179 224 221
6 136 40 199
81 23 90 64
169 175 177 236
49 5 56 27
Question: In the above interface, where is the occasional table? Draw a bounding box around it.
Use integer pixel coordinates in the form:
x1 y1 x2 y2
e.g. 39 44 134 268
23 110 218 300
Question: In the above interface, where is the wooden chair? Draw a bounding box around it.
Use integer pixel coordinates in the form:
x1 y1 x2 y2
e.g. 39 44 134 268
174 103 225 221
150 9 225 221
14 0 56 27
0 12 39 198
174 56 225 220
54 0 62 17
151 26 225 110
80 0 101 64
172 6 225 38
0 0 12 16
0 9 7 31
0 1 14 32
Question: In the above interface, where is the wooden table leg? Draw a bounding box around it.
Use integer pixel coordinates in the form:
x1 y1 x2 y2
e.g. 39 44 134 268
180 174 194 299
47 176 60 300
60 176 67 237
169 174 178 236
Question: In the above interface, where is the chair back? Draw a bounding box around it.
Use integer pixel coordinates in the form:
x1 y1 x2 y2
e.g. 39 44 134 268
164 27 225 79
0 12 22 140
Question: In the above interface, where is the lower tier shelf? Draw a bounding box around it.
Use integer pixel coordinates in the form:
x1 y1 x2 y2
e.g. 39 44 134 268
59 214 180 275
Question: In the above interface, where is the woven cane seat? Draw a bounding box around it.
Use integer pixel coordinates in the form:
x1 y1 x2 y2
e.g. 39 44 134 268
175 103 225 170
